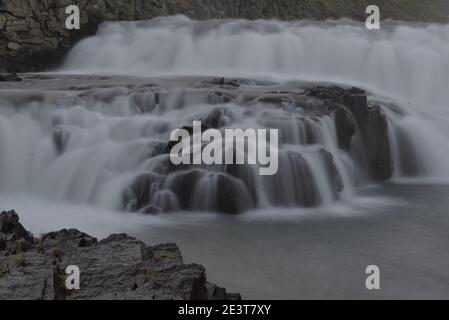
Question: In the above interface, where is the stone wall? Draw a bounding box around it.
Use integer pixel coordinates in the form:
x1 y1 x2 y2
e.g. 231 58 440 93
1 0 448 72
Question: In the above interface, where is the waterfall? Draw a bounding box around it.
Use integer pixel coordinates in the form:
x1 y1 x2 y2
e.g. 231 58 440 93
62 16 449 106
1 16 448 214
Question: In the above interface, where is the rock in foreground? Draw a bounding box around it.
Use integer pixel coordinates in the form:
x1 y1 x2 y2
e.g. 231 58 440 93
0 210 240 300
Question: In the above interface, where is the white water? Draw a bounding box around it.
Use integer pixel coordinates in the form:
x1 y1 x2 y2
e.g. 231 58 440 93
60 16 449 182
1 16 449 216
0 88 353 213
62 16 449 107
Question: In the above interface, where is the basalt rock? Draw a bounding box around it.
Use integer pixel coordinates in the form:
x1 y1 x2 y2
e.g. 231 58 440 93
0 210 241 300
307 86 392 181
343 92 392 181
333 107 356 152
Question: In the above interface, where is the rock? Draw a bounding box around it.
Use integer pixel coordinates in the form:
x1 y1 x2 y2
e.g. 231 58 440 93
0 72 22 82
343 93 392 181
166 170 253 214
122 173 163 211
334 106 356 151
307 86 392 181
210 77 240 87
52 127 71 154
165 107 225 154
318 148 344 194
0 211 240 300
0 238 6 251
0 210 34 243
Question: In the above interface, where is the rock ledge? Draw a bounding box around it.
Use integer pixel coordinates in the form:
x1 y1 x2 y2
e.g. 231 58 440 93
0 210 241 300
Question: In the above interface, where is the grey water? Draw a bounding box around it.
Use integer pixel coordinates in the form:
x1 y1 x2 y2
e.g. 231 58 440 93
134 183 449 299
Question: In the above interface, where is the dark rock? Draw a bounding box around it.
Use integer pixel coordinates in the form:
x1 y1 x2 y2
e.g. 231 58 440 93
307 86 392 181
142 206 162 215
334 106 356 151
318 148 344 194
210 78 240 87
0 72 22 82
52 127 71 154
0 238 6 251
166 170 253 214
0 210 34 243
207 283 242 300
0 211 240 300
202 108 225 130
343 93 392 181
165 108 225 154
122 173 163 211
213 172 254 214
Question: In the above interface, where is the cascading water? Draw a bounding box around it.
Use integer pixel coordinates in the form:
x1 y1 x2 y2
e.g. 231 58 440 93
61 16 449 182
0 86 354 213
1 16 449 215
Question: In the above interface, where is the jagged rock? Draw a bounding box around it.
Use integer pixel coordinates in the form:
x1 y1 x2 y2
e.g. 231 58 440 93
0 210 34 243
0 211 241 300
307 86 392 181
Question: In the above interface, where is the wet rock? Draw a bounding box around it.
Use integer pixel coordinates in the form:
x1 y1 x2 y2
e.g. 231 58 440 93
284 152 318 207
333 106 356 151
307 86 392 181
142 205 162 215
213 173 254 214
343 93 392 181
165 107 226 154
210 77 240 87
0 211 240 300
165 170 253 214
122 173 163 211
318 148 344 194
52 127 71 154
0 72 22 82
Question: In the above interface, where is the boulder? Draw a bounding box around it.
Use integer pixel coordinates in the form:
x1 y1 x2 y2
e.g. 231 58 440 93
0 210 34 243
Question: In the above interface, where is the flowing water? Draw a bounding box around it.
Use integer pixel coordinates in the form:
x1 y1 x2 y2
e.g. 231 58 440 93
1 16 449 298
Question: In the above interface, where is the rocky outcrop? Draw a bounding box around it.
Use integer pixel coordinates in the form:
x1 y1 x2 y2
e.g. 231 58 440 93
1 0 449 72
306 86 392 181
0 210 241 300
0 72 22 82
